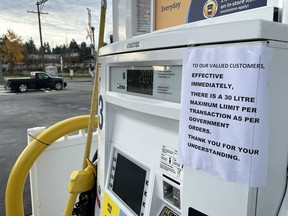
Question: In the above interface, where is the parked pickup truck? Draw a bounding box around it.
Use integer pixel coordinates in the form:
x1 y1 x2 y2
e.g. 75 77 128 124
4 72 67 92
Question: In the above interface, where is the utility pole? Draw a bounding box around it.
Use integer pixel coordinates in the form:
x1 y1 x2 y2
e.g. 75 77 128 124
86 8 96 80
27 0 48 72
86 8 96 58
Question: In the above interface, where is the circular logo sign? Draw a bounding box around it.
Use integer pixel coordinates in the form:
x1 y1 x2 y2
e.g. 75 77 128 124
203 0 218 18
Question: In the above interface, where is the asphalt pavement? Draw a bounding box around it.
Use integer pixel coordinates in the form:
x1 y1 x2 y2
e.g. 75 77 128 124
0 81 94 216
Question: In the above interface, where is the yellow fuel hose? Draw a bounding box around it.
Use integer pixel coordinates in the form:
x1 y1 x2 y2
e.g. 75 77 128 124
83 0 107 169
5 115 98 216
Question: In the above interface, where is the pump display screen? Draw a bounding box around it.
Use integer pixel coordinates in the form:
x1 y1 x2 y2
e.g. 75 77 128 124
127 69 153 95
112 153 147 216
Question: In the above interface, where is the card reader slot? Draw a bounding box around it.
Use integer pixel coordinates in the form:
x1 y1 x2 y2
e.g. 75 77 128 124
163 174 180 185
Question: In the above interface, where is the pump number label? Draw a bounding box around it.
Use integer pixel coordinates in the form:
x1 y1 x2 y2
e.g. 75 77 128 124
160 145 183 178
99 95 104 130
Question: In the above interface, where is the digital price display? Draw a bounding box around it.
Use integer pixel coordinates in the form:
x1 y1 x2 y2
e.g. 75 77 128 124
127 70 154 95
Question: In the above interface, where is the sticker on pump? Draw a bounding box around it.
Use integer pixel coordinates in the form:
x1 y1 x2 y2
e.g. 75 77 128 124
101 192 127 216
160 145 183 178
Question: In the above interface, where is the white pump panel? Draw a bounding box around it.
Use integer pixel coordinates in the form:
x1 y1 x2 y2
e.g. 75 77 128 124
97 16 288 216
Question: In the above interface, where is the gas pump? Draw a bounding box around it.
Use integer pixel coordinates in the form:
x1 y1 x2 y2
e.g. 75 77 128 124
96 22 288 216
97 48 184 215
95 1 288 216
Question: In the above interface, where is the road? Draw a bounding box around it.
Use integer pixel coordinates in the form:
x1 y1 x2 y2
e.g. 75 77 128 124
0 81 94 216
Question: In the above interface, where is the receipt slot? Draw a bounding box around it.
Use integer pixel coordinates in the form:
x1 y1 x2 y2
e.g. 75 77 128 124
96 20 288 216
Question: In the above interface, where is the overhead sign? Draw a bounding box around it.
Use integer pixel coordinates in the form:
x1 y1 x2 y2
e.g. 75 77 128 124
187 0 267 22
137 0 151 33
177 43 272 187
155 0 191 30
155 0 268 30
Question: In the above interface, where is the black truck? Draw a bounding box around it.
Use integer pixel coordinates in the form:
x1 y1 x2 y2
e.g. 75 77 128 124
4 72 67 92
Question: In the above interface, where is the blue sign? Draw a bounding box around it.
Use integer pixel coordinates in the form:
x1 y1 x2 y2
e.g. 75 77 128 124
186 0 267 22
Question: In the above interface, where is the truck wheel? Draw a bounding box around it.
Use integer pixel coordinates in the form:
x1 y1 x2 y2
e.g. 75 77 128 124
18 84 28 92
54 82 63 90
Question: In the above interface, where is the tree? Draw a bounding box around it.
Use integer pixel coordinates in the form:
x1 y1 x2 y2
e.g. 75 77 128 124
53 45 61 55
1 30 25 73
0 36 7 83
23 38 37 67
25 38 37 54
44 42 51 54
69 39 79 53
79 42 92 62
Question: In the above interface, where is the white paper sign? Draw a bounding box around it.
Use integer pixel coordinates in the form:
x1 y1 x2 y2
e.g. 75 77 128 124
177 43 272 187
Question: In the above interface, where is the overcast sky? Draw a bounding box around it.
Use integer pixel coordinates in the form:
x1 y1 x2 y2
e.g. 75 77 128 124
0 0 113 48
